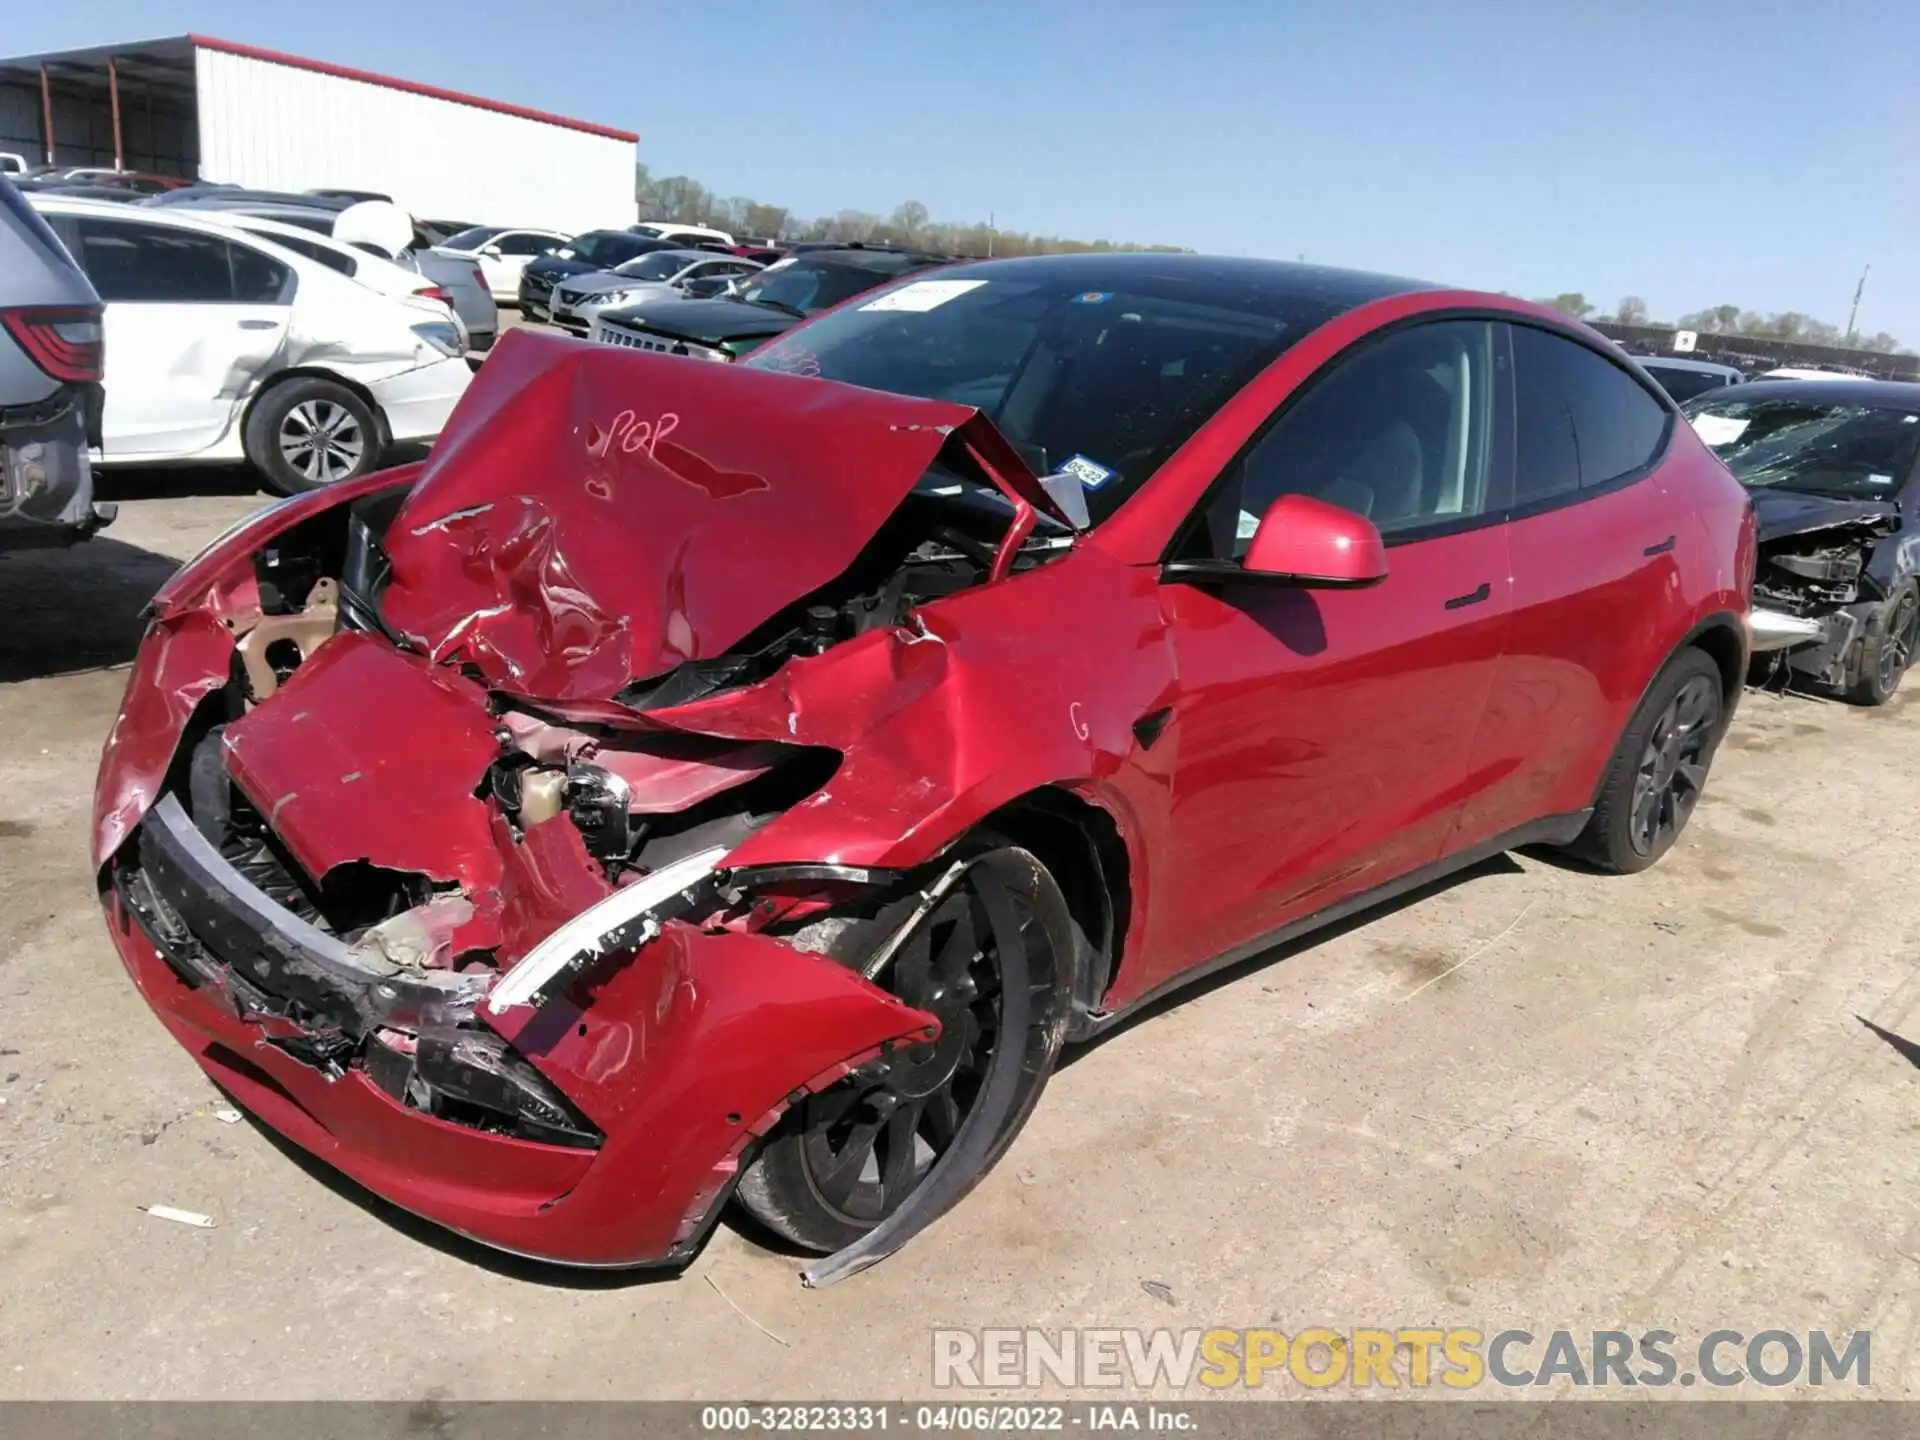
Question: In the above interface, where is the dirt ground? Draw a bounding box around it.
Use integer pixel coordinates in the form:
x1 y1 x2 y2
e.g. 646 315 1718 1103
2 466 1919 1402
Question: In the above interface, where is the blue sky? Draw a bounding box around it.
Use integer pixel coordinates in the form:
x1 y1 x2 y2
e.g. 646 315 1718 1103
14 0 1920 339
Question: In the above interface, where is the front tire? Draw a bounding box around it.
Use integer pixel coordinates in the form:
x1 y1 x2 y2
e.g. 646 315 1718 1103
1848 581 1919 706
1568 648 1725 875
244 377 383 497
734 844 1074 1255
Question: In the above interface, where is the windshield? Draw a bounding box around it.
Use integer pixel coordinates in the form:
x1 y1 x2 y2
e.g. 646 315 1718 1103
1644 364 1736 404
562 231 654 266
736 261 901 320
1685 396 1920 500
612 252 694 282
742 268 1299 522
440 226 502 251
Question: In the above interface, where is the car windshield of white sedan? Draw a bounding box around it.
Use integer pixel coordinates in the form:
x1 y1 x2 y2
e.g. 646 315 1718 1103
1686 397 1920 500
611 251 699 282
562 232 655 266
742 274 1295 522
440 226 503 251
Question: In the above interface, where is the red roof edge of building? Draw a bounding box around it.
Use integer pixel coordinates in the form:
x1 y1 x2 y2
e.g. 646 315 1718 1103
186 34 639 143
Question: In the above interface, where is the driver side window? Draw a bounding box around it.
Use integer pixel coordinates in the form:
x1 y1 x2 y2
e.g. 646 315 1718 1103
1192 320 1500 560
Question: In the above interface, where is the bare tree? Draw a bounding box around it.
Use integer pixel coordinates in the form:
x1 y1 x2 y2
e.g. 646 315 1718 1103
1614 295 1649 325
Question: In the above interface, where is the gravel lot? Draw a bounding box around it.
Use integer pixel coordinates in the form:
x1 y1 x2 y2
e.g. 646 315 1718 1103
2 463 1918 1400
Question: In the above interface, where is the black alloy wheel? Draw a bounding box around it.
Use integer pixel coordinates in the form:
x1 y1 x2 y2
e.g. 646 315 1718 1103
1627 672 1719 859
734 845 1075 1263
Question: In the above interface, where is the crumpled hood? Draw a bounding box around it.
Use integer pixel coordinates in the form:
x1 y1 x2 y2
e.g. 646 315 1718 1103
379 328 1064 707
1750 488 1900 544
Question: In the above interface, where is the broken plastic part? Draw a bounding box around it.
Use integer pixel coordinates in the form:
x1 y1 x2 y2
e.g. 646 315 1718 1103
485 845 732 1012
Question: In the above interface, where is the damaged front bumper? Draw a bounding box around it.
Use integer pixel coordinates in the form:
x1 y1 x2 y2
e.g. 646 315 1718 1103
97 618 938 1268
103 795 937 1267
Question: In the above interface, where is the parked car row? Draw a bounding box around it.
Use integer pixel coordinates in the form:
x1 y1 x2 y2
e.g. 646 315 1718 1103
0 176 479 536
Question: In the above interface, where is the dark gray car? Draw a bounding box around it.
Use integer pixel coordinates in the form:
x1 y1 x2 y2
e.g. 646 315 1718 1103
0 176 113 550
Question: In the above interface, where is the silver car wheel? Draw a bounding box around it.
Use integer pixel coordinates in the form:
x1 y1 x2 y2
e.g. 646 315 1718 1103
279 399 367 484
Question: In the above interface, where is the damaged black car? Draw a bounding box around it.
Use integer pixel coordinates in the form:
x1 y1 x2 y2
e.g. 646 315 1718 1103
1687 379 1920 704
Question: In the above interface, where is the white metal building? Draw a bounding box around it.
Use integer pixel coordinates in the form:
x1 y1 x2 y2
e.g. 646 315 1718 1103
0 35 637 232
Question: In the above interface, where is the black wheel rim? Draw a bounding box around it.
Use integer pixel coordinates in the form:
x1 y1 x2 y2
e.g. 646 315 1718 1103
1880 592 1919 692
1628 675 1719 858
796 875 1026 1227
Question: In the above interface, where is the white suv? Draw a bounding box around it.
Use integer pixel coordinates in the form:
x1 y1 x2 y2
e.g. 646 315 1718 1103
31 197 473 494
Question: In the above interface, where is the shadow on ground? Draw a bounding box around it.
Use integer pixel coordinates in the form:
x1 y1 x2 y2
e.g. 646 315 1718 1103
0 536 182 683
93 466 271 503
1066 852 1527 1064
1858 1016 1920 1071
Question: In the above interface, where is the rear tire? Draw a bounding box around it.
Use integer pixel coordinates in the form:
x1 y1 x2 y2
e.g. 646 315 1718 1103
1567 648 1725 875
734 843 1075 1255
1847 581 1919 706
244 377 383 497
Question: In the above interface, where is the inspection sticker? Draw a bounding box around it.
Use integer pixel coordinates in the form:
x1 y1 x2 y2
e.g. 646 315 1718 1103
1059 454 1117 489
859 279 987 313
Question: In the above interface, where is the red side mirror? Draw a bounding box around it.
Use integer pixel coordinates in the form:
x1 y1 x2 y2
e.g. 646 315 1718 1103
1243 494 1389 587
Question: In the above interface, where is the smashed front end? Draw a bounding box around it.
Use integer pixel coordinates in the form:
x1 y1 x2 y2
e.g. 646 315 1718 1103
1747 498 1902 688
92 331 1077 1270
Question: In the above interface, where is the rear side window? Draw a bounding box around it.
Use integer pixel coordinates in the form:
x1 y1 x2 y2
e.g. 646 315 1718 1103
244 228 356 278
494 232 550 256
230 240 293 301
72 218 291 304
1643 363 1734 404
1511 325 1670 503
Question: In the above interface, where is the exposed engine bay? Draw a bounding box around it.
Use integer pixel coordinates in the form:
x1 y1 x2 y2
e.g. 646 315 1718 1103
1748 509 1902 687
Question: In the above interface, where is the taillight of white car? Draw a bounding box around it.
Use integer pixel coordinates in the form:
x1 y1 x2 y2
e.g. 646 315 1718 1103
410 321 466 358
0 304 105 383
413 284 455 310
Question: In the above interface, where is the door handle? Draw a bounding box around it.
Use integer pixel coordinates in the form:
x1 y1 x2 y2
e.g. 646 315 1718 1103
1643 535 1677 556
236 319 278 330
1444 582 1492 611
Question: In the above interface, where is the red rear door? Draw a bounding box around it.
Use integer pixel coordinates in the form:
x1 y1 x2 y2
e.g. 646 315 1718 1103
1450 322 1691 850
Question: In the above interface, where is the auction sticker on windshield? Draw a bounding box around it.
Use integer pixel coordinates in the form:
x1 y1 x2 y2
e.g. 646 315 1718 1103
860 279 988 312
1690 414 1749 446
1059 454 1116 489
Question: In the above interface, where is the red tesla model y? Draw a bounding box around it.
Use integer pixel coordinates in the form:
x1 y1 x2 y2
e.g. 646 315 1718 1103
94 254 1754 1282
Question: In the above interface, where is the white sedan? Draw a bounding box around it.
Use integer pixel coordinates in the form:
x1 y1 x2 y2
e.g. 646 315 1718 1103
32 197 473 494
433 225 570 302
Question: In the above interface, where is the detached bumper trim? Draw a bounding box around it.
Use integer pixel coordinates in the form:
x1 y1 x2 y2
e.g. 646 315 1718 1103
1749 606 1826 653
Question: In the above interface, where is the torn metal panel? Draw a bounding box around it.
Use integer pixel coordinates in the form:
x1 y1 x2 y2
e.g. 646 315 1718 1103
91 611 235 870
375 333 1065 707
220 631 503 893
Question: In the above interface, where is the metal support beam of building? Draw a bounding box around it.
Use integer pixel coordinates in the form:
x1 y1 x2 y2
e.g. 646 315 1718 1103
108 55 123 169
38 61 53 164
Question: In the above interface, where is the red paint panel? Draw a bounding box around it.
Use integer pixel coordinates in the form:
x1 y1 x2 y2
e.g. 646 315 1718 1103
187 35 639 142
380 331 1052 708
483 923 938 1262
92 611 234 869
1144 524 1513 989
221 631 502 889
